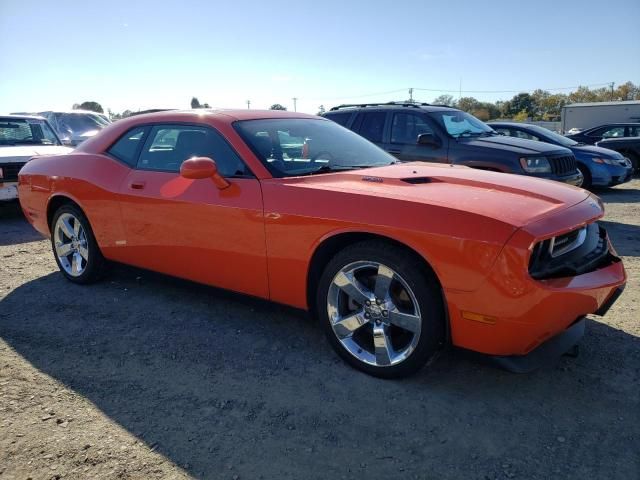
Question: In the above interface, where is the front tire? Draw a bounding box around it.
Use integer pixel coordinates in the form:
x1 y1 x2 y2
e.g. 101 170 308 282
316 241 445 378
578 164 592 190
50 204 106 284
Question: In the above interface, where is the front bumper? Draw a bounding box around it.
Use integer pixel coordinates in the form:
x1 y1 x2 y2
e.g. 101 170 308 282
490 283 625 372
445 216 626 357
0 182 18 201
590 161 634 187
491 317 586 373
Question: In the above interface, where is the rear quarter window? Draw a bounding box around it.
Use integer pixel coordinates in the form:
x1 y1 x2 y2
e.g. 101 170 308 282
107 127 148 166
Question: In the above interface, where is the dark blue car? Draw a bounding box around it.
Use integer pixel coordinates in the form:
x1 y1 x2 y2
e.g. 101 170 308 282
489 122 634 189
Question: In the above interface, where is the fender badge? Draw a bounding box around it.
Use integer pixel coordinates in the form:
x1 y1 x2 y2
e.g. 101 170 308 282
362 176 383 183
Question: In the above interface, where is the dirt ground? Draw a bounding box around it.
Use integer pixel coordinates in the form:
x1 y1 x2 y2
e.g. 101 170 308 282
1 181 639 480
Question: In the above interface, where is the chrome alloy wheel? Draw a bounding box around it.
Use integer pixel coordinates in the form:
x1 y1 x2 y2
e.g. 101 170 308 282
327 261 422 367
53 212 89 277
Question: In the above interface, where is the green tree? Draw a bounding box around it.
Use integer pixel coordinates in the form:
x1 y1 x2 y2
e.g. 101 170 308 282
270 104 287 111
432 94 455 106
614 81 640 101
507 93 533 117
74 101 104 113
191 97 201 109
457 97 479 112
317 105 326 115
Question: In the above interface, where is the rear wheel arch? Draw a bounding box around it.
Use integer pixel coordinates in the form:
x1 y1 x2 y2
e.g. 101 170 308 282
306 232 445 319
47 195 84 230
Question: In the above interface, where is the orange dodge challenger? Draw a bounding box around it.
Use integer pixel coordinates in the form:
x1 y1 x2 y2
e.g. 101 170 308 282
18 110 626 378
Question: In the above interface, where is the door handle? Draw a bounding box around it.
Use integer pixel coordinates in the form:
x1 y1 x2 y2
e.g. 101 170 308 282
388 149 401 154
129 181 146 190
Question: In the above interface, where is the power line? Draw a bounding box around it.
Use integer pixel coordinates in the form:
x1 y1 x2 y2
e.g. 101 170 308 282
313 82 616 104
413 82 613 94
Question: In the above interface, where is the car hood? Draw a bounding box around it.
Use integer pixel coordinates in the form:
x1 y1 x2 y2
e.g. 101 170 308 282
571 144 624 159
459 135 570 155
285 163 591 228
0 145 72 162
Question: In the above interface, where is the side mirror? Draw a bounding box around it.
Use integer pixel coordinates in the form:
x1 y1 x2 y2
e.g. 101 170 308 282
417 133 440 147
180 157 230 189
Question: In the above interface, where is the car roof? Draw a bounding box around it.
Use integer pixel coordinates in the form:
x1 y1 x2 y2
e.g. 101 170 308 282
1 114 47 121
38 110 105 115
117 108 319 124
326 102 460 113
586 122 640 128
489 121 539 128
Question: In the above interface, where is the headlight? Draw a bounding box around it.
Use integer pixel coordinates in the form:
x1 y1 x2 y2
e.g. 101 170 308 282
520 156 551 173
592 157 620 165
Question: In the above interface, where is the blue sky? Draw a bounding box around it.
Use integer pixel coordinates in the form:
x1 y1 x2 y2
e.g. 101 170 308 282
1 0 639 114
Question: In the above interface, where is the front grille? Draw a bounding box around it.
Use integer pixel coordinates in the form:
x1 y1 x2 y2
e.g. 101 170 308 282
0 162 26 182
529 223 618 280
549 155 577 175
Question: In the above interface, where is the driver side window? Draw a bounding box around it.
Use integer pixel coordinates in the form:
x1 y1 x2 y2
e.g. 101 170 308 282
391 113 434 144
137 124 250 176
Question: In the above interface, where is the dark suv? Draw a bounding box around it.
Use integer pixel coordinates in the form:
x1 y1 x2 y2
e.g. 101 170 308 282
323 103 583 186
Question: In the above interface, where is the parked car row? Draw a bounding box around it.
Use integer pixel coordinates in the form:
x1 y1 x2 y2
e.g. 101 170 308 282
11 110 110 146
16 109 627 378
488 122 634 189
321 102 636 189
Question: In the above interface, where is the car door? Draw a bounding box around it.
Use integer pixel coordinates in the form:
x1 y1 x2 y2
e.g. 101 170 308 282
387 111 448 163
117 123 269 299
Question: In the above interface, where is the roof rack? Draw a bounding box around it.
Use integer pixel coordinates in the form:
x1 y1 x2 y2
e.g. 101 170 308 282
329 101 431 111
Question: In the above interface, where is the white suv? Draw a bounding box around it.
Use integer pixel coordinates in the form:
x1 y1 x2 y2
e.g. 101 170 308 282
0 115 72 201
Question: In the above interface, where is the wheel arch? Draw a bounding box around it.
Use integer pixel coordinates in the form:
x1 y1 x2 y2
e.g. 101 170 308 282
46 194 85 230
306 231 449 339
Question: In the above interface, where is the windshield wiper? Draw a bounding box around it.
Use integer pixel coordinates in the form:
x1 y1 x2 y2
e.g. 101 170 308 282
302 162 395 176
455 130 488 138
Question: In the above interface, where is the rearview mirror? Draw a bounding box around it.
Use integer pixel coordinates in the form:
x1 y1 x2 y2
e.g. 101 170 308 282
180 157 230 189
417 133 440 147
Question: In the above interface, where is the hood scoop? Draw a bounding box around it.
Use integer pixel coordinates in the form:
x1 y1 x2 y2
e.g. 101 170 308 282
401 176 433 184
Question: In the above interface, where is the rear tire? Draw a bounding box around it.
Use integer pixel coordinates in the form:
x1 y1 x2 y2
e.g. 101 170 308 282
316 240 445 378
50 204 106 284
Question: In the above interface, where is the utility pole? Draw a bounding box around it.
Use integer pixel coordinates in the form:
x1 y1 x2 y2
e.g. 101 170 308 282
292 97 298 112
610 82 615 101
408 88 413 103
246 100 251 109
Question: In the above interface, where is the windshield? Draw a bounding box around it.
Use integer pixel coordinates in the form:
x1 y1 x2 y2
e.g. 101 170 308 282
0 118 60 146
234 118 396 177
526 124 578 147
429 110 494 138
54 113 104 136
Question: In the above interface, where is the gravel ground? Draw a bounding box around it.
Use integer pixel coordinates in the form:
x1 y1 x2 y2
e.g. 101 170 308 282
1 181 639 480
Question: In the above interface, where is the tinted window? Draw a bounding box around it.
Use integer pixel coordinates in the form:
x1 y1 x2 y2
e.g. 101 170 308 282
107 127 148 166
357 112 386 143
601 127 625 138
324 112 352 127
493 127 513 137
513 129 540 141
630 126 640 137
137 124 248 176
391 112 434 144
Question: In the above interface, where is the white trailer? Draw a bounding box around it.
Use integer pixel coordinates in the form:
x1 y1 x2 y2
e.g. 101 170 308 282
561 100 640 133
